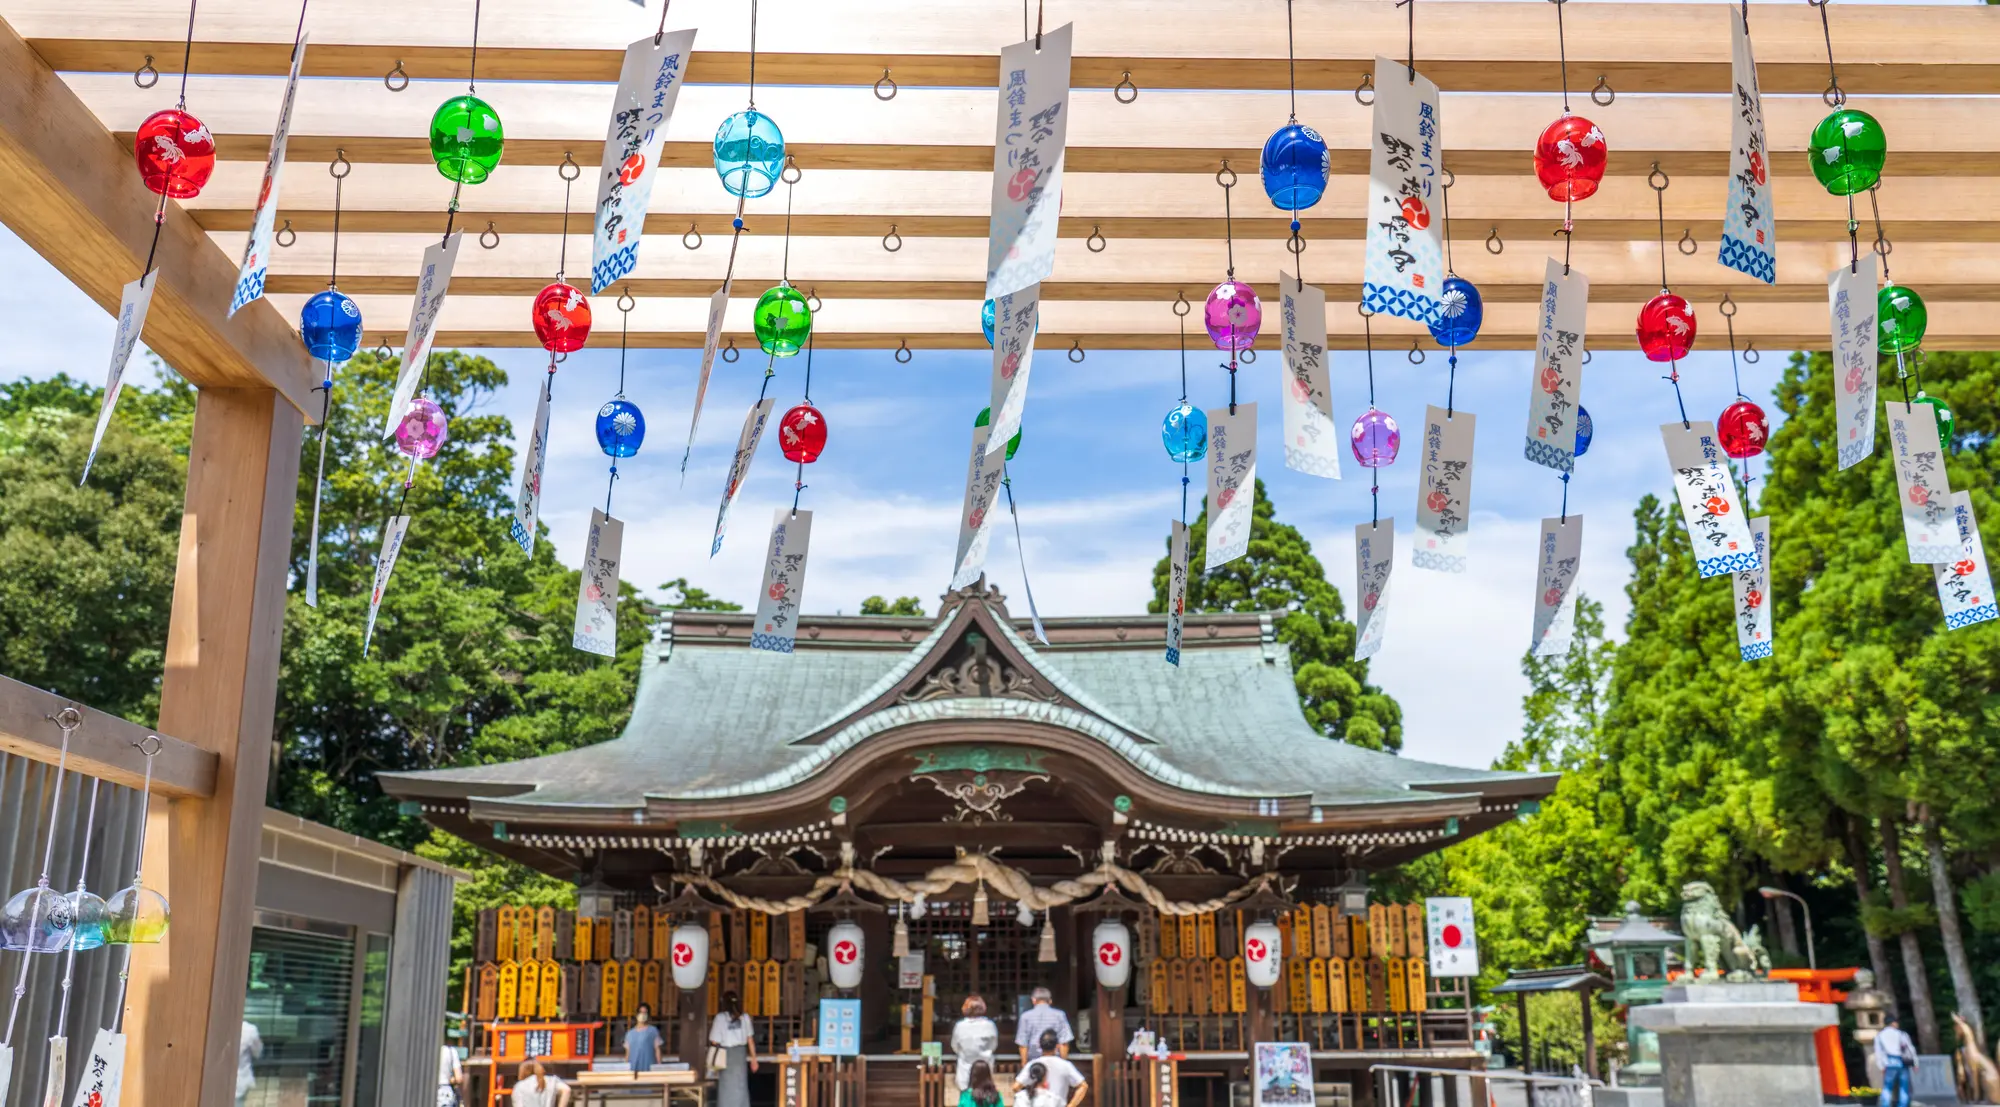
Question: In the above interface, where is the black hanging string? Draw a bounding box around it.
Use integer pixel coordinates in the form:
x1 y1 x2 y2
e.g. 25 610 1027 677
1035 0 1045 50
748 0 761 109
1867 185 1893 281
655 0 673 44
1814 0 1843 107
556 153 577 281
1650 166 1691 429
1720 293 1757 499
1441 170 1457 417
292 0 308 61
1219 164 1240 413
140 194 168 277
1555 0 1570 112
792 334 815 516
468 0 483 93
176 0 198 109
1363 308 1380 527
1175 295 1192 526
1285 0 1298 121
1846 193 1859 274
1398 0 1415 82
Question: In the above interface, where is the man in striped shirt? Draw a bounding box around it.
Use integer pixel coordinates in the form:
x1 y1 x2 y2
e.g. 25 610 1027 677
1016 988 1074 1065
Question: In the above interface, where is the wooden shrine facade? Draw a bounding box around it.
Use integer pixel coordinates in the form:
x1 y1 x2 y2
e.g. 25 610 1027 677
387 584 1554 1091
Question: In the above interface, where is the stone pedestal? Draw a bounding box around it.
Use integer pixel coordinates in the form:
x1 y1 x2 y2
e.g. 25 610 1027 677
1628 983 1835 1107
1592 1088 1665 1107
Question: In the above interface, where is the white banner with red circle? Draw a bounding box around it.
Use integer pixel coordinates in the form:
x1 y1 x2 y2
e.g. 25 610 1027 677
1426 896 1479 978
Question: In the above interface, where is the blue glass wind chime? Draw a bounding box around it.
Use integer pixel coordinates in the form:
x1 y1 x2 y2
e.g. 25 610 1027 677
300 149 361 606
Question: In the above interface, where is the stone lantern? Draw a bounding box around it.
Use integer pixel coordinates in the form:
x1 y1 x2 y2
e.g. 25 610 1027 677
1591 902 1684 1085
1843 969 1892 1087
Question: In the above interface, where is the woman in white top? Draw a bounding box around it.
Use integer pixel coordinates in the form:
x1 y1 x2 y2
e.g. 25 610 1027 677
437 1042 463 1107
511 1060 570 1107
949 993 999 1097
710 989 759 1107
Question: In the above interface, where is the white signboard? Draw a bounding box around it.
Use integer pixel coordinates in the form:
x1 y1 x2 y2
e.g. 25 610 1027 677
1426 897 1479 978
986 25 1073 300
1278 273 1340 478
1361 58 1445 325
590 29 697 293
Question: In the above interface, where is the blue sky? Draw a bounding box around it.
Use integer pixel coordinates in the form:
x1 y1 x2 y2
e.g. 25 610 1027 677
0 225 1790 772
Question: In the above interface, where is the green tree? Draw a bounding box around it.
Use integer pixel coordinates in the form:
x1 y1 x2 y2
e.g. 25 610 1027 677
1147 479 1401 749
860 595 925 616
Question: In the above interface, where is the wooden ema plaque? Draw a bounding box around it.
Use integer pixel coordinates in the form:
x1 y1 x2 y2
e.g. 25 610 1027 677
1331 913 1351 960
722 961 743 1006
782 961 805 1015
788 909 808 961
1286 959 1309 1013
634 905 652 961
1349 916 1370 960
613 909 634 961
1169 960 1189 1015
751 911 770 961
1404 903 1426 959
1227 958 1246 1014
599 961 620 1017
517 911 535 965
744 963 763 1017
1406 957 1428 1012
708 914 727 963
729 911 748 963
499 962 521 1019
1344 959 1367 1012
478 909 498 962
763 961 782 1017
1326 958 1348 1014
557 909 575 960
1147 960 1168 1014
1312 904 1333 960
1187 960 1210 1016
1384 958 1407 1013
574 917 594 962
622 960 642 1015
1309 959 1330 1013
595 915 614 962
1197 913 1216 959
498 907 517 963
643 961 662 1014
1178 915 1198 960
1368 904 1389 959
560 964 579 1017
652 910 671 960
1160 914 1179 959
520 959 541 1016
1365 957 1388 1012
580 962 602 1016
477 964 500 1021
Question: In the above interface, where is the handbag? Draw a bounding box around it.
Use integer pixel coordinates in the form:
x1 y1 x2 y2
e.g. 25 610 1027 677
708 1045 729 1071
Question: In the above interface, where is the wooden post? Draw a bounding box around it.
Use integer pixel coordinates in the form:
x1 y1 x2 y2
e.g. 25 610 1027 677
125 387 302 1107
1247 981 1274 1049
1096 983 1126 1065
1580 989 1597 1081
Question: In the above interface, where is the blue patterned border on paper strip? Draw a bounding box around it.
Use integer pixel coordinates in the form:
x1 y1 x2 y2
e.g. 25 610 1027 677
1838 440 1873 469
1947 604 1999 630
1411 550 1467 574
1362 282 1444 326
749 631 796 653
1718 235 1776 285
1165 647 1181 667
1912 542 1963 565
1697 550 1762 579
1740 641 1774 661
1524 437 1576 474
509 518 532 555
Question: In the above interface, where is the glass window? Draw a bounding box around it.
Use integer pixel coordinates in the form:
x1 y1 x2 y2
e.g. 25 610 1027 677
353 933 392 1107
243 924 356 1107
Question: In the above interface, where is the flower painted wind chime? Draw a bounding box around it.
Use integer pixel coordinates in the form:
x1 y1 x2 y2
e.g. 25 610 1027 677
1161 296 1207 667
86 0 216 483
573 291 642 658
510 153 593 558
301 151 360 608
684 0 787 473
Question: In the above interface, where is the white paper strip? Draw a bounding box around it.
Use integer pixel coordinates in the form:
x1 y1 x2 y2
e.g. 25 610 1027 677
383 233 462 437
1532 516 1583 657
1166 519 1190 666
1001 476 1048 645
711 398 775 557
752 508 813 653
1887 400 1957 563
1413 406 1475 573
1354 522 1395 660
1661 421 1760 579
985 25 1073 301
1278 273 1340 478
681 287 732 473
590 29 697 293
304 421 331 606
1204 403 1258 571
1524 259 1589 472
952 424 1006 589
69 1029 124 1107
0 1043 11 1104
509 379 553 555
986 285 1039 456
363 515 412 656
40 1035 64 1107
572 509 624 656
1831 257 1880 470
1362 58 1445 325
82 271 157 484
1734 515 1774 660
1719 10 1775 284
1935 492 1998 630
229 34 308 316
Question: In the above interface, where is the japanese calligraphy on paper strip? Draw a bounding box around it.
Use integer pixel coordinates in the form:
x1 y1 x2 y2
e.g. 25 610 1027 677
1661 421 1759 578
1279 273 1340 478
1934 492 1998 630
953 423 1006 589
1532 516 1582 658
988 285 1040 456
1362 58 1445 325
572 509 624 657
987 26 1072 301
1734 515 1773 660
364 515 412 656
229 36 308 316
1166 519 1189 667
1354 522 1395 660
1524 259 1588 472
1887 400 1957 563
1205 404 1258 570
591 30 697 293
1831 258 1879 470
1413 406 1475 573
84 271 157 484
1719 11 1775 284
754 508 813 653
510 380 553 554
384 233 462 437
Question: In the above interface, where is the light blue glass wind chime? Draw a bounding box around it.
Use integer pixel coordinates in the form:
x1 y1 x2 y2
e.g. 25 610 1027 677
300 150 360 607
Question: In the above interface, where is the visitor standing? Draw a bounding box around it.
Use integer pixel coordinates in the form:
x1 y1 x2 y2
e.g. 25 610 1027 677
959 1060 1004 1107
1875 1015 1918 1107
511 1060 571 1107
435 1040 462 1107
1015 988 1073 1065
951 993 1000 1096
1015 1063 1059 1107
710 989 760 1107
1013 1030 1088 1107
625 1009 664 1074
236 1020 263 1107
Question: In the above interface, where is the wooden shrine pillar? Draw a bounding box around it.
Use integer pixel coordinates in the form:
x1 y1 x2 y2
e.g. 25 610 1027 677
681 982 710 1075
1096 984 1127 1061
127 388 302 1107
1248 978 1275 1047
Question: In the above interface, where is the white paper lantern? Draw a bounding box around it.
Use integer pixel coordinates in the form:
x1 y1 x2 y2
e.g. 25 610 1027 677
670 922 710 990
1091 920 1133 990
827 920 865 990
1243 919 1282 988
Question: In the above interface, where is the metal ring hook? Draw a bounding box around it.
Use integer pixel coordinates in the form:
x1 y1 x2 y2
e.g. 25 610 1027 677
1068 339 1086 363
1591 75 1616 107
385 59 410 93
1172 293 1191 317
1086 225 1107 253
1743 341 1761 364
1441 167 1456 190
1583 348 1593 366
1874 232 1894 260
894 339 913 364
134 55 159 89
874 69 898 101
480 222 501 249
617 286 637 313
1356 302 1377 320
558 151 582 182
50 706 82 731
329 149 352 179
275 220 297 248
1486 227 1505 255
1648 163 1670 192
883 225 903 252
1407 341 1426 365
1355 72 1376 106
1215 162 1238 190
135 733 163 757
374 338 394 361
1718 291 1738 318
1678 228 1699 255
722 338 740 363
683 223 703 250
1240 347 1258 364
1114 71 1139 104
1823 82 1846 109
1288 229 1307 259
806 289 823 313
780 155 803 185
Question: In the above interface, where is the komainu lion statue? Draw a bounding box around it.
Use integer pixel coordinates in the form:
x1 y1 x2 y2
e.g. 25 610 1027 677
1680 881 1767 981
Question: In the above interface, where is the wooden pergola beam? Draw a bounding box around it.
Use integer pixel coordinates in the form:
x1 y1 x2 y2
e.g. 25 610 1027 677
0 674 217 799
0 18 316 417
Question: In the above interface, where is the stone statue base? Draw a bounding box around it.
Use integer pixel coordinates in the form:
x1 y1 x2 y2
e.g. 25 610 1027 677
1628 983 1834 1107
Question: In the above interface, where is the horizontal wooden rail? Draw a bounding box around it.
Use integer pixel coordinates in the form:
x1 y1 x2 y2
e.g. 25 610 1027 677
0 674 217 799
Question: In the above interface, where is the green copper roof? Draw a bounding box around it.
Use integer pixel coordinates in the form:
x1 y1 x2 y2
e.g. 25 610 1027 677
379 600 1549 816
